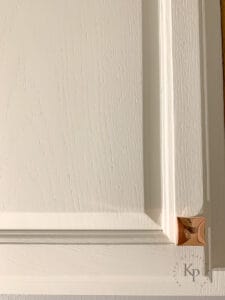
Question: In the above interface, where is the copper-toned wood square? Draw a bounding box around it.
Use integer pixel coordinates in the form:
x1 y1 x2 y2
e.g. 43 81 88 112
177 216 206 246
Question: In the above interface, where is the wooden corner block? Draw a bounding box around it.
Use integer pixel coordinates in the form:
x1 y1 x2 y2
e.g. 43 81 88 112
177 216 206 246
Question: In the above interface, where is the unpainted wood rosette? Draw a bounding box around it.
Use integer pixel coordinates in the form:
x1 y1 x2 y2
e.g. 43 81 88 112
177 216 206 246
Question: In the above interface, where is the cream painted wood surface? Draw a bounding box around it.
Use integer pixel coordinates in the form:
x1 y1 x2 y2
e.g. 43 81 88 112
0 297 220 300
0 0 164 235
0 297 210 300
0 296 220 300
0 298 211 300
0 0 166 237
0 0 144 213
0 0 167 237
0 0 224 296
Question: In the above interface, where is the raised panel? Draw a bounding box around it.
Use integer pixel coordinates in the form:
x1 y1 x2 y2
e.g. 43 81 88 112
0 0 224 296
0 0 165 237
0 0 144 213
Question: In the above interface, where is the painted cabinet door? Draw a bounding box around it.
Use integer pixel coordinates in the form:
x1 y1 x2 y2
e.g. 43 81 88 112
0 0 224 296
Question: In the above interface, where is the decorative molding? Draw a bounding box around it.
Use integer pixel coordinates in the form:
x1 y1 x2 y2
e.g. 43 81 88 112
0 0 176 245
0 229 170 244
0 0 224 295
177 216 206 246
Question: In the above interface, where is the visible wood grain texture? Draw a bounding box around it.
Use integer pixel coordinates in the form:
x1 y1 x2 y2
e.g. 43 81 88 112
221 0 225 120
0 0 223 296
0 297 215 300
0 244 208 295
0 0 144 213
159 0 205 240
171 0 203 217
0 0 164 234
0 244 224 295
0 0 166 234
203 0 225 268
0 296 216 300
142 0 162 225
0 0 166 236
0 229 169 244
0 298 210 300
0 212 161 230
159 0 176 241
0 295 186 300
